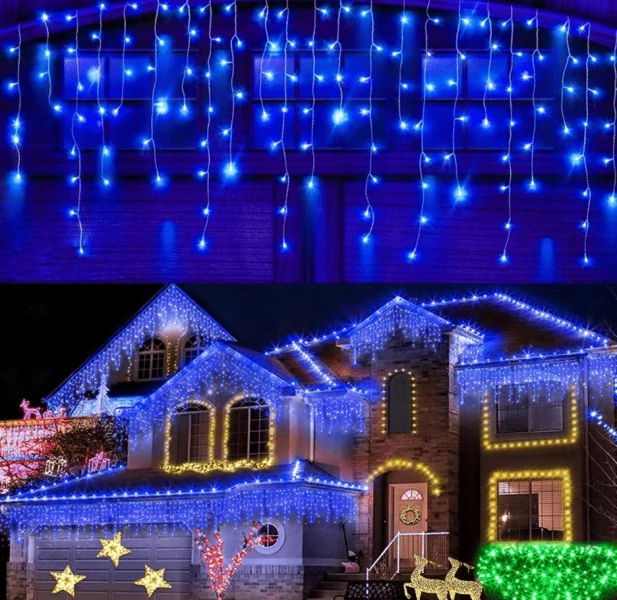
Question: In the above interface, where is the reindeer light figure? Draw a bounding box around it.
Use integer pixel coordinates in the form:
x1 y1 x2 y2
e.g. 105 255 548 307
20 400 42 420
445 557 483 600
404 555 448 600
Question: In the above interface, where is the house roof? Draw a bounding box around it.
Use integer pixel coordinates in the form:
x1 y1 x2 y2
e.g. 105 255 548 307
45 285 236 413
3 460 366 504
422 293 614 361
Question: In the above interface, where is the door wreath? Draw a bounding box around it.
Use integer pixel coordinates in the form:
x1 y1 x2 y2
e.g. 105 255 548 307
399 505 421 526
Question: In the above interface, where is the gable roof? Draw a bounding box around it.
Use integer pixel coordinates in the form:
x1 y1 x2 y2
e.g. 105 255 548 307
45 285 236 413
142 340 296 410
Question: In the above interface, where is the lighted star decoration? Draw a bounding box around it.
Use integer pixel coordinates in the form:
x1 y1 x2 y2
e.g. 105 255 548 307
97 532 132 567
134 565 172 597
50 566 86 597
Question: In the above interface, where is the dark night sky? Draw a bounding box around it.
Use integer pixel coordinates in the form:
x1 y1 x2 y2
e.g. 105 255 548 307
0 284 615 421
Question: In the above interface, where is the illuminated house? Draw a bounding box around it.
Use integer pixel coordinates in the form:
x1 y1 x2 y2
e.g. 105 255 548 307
1 0 617 282
2 284 617 600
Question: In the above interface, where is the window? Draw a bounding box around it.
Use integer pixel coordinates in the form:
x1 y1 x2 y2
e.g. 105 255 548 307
171 404 210 464
255 520 285 554
227 398 270 461
62 51 197 150
496 383 564 434
388 372 412 434
498 479 563 541
258 524 279 548
422 52 554 150
184 335 208 366
401 489 422 501
252 51 389 150
137 337 166 380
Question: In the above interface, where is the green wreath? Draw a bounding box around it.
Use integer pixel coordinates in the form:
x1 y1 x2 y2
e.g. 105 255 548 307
399 505 421 526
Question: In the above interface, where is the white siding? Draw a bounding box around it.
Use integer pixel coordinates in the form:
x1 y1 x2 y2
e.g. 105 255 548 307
34 526 191 600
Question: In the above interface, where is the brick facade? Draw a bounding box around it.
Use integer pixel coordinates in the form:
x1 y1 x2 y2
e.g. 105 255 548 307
349 329 461 565
6 563 34 600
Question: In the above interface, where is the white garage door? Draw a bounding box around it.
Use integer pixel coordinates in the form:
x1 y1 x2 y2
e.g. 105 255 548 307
34 525 191 600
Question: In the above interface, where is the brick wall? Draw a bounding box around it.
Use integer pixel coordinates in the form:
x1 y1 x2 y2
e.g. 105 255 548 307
190 563 318 600
6 562 33 600
348 329 459 564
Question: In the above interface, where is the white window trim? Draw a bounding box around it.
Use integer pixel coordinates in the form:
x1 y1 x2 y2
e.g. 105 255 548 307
254 519 285 555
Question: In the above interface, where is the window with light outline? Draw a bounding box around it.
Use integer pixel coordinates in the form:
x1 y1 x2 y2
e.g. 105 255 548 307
166 400 215 466
252 50 389 151
137 337 166 381
381 369 416 435
487 469 572 543
482 383 578 450
225 398 273 464
62 49 197 150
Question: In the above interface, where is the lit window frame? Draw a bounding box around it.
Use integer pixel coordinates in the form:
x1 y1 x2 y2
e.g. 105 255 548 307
224 397 274 466
183 334 208 367
487 469 573 542
162 399 216 470
482 384 578 450
381 369 417 436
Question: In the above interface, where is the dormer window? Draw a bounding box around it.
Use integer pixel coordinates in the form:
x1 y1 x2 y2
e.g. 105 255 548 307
183 334 208 367
137 337 166 381
170 403 211 464
227 398 270 461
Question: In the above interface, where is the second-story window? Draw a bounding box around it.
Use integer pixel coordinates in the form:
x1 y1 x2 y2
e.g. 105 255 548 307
183 334 208 366
227 398 270 461
496 383 563 434
388 372 412 434
252 51 389 151
137 337 166 380
62 50 197 151
172 404 210 464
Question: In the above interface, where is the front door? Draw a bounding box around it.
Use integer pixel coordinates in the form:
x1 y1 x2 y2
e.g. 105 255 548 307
389 483 428 569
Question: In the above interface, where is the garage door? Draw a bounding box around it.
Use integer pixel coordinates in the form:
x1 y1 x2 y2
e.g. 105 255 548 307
34 525 191 600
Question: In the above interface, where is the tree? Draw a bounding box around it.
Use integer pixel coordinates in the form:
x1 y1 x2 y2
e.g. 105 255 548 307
194 526 260 599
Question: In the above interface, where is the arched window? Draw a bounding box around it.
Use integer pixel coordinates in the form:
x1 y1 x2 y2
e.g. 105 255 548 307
137 337 166 380
227 398 270 461
401 489 423 501
388 372 412 434
184 334 208 366
170 404 211 464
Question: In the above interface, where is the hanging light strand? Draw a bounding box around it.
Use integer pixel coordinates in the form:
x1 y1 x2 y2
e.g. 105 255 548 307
257 0 270 124
278 1 291 251
408 0 432 261
69 13 85 256
113 3 134 117
146 1 162 184
581 22 592 265
500 6 514 264
179 0 192 116
334 0 345 128
199 1 214 250
450 0 464 201
41 13 53 108
362 0 376 243
96 3 109 186
307 0 317 190
610 31 617 206
528 10 538 191
560 18 572 135
226 0 239 178
481 2 493 128
396 0 407 130
11 25 23 184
